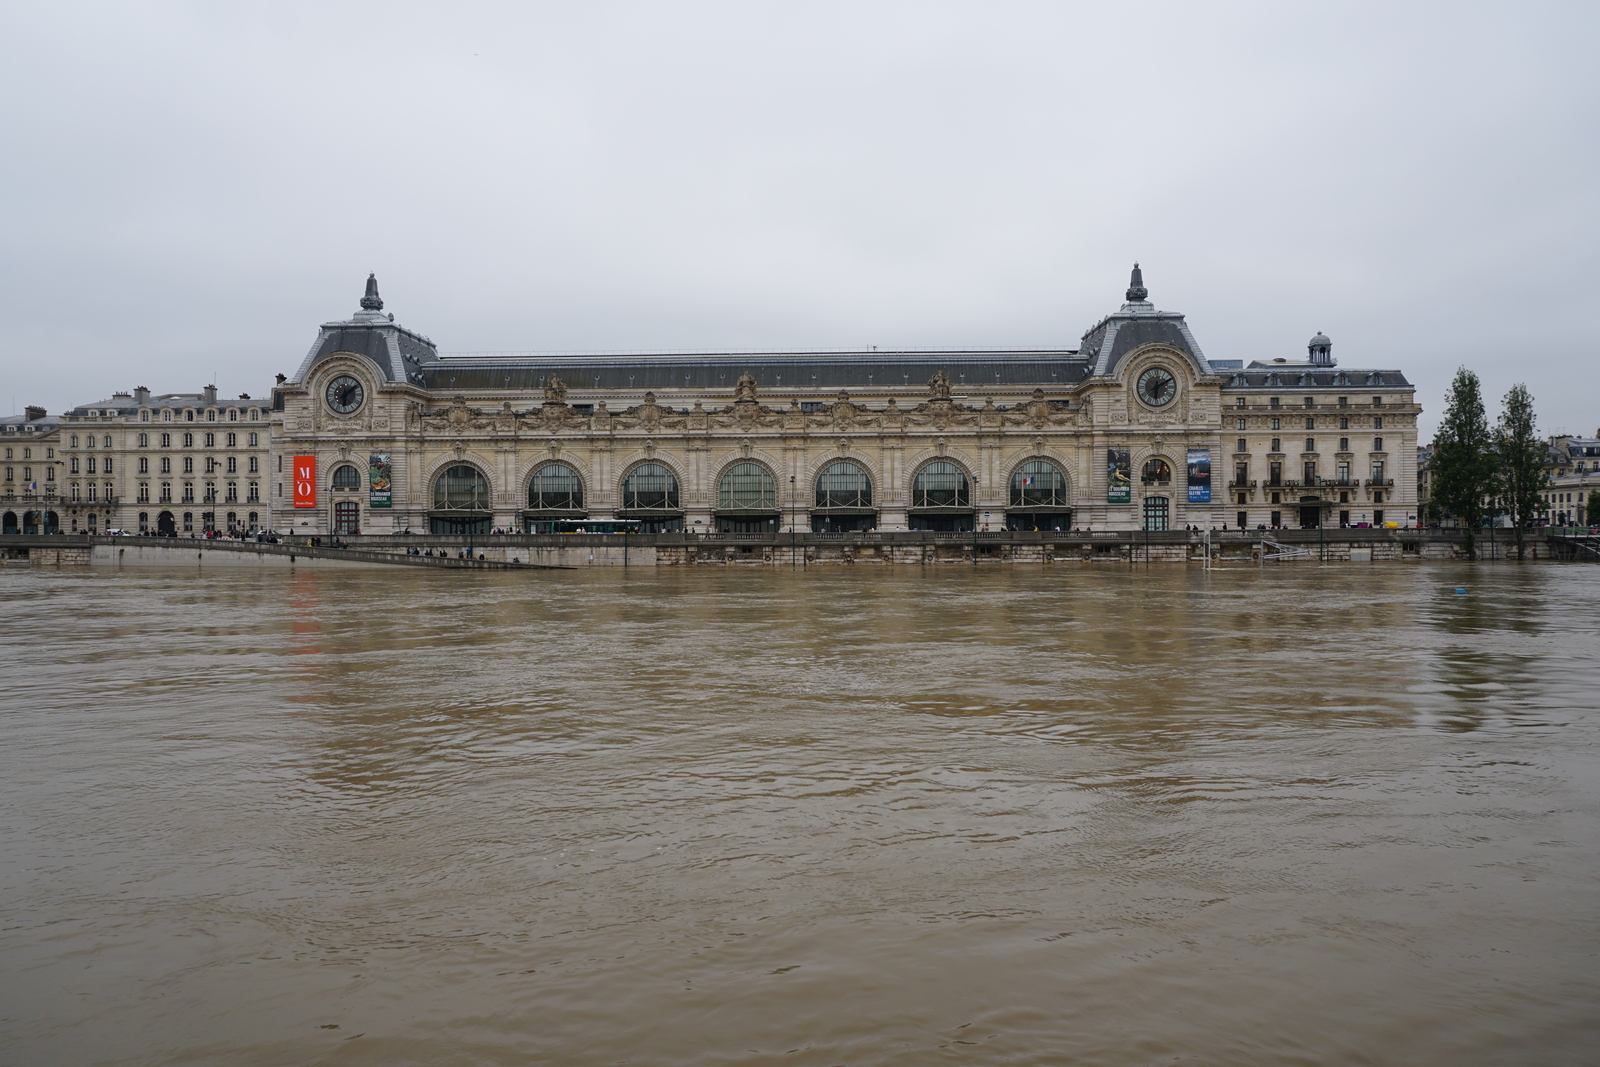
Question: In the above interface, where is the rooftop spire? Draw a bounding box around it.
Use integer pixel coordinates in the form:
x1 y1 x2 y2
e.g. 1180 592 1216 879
360 273 383 311
1125 262 1148 304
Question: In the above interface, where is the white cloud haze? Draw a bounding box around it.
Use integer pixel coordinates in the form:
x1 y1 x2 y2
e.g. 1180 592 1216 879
2 1 1596 438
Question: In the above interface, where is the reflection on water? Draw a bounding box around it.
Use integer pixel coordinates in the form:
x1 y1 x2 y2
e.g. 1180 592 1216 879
2 563 1598 1066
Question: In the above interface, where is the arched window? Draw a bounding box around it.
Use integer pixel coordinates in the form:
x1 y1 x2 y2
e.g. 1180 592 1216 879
815 461 873 508
433 465 490 510
528 463 584 509
911 461 970 508
331 464 361 490
1141 458 1173 485
1010 460 1068 507
622 462 678 510
718 462 776 509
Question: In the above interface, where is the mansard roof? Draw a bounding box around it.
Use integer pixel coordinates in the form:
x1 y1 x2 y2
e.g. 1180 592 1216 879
1077 266 1210 377
1219 365 1413 389
292 275 439 385
418 350 1091 392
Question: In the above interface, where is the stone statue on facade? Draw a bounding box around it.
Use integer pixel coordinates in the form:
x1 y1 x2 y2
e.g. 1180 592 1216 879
544 375 568 403
734 372 757 401
928 368 952 399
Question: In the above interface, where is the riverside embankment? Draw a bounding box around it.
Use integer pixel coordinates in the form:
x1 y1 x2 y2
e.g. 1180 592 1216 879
4 528 1597 568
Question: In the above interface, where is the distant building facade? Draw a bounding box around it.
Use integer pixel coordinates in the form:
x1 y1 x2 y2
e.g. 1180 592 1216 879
57 387 272 534
1 407 62 533
1543 433 1600 525
267 270 1422 536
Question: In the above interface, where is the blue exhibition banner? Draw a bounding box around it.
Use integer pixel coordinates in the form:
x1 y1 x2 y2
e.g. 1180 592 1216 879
1187 448 1211 503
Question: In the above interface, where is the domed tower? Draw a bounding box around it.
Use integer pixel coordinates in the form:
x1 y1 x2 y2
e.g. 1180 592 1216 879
1308 331 1333 366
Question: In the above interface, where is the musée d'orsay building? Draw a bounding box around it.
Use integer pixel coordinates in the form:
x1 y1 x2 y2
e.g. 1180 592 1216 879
266 268 1419 536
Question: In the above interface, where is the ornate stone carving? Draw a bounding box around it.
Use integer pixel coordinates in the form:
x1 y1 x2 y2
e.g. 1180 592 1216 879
734 372 757 402
928 369 952 399
544 375 568 403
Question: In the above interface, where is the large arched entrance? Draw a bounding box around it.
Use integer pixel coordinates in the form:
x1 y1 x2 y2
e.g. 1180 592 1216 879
908 460 973 532
1007 458 1072 531
812 461 875 532
715 461 778 534
157 510 176 536
524 462 585 533
429 464 492 536
619 462 683 533
2 511 16 535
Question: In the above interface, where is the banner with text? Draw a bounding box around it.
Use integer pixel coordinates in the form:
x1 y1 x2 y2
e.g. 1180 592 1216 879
369 453 392 508
293 455 317 508
1107 447 1131 503
1187 448 1212 503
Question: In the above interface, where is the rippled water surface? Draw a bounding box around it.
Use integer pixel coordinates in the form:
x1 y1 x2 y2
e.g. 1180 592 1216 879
2 562 1598 1066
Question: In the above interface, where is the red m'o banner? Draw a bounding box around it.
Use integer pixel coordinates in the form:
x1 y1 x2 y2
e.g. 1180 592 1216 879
293 455 317 508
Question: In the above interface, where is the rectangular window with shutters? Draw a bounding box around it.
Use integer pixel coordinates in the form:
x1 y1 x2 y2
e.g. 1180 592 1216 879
1271 438 1281 453
1305 438 1315 453
1305 416 1315 429
1236 438 1247 453
1374 437 1384 451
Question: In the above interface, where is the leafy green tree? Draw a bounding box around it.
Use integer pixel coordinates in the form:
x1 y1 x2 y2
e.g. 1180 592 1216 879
1431 368 1496 559
1494 383 1549 559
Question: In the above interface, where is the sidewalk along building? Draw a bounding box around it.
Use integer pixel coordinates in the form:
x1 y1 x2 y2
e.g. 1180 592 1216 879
58 387 272 535
268 269 1421 536
2 407 62 534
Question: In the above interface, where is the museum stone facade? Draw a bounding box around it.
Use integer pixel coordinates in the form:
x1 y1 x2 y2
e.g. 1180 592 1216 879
267 269 1421 536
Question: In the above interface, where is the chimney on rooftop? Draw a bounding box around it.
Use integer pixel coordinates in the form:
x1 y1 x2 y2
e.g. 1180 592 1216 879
203 384 218 405
134 386 150 405
24 405 46 421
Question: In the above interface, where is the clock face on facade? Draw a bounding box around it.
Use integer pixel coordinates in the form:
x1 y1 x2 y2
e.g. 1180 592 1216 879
325 375 365 415
1137 366 1177 408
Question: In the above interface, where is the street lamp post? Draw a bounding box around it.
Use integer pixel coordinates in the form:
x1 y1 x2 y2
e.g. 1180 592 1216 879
789 474 796 568
971 474 980 566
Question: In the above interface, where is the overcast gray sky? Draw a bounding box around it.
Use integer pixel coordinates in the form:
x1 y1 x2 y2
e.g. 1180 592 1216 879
3 1 1596 437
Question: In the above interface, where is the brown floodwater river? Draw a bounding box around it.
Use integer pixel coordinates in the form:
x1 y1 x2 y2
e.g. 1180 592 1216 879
1 562 1597 1066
